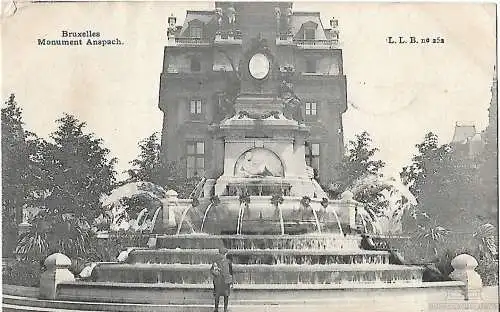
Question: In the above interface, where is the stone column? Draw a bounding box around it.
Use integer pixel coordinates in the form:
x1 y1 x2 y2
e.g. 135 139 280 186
213 137 225 178
162 190 179 232
449 254 483 300
340 190 357 232
39 253 75 299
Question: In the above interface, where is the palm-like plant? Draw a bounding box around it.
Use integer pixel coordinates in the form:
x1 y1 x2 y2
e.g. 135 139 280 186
415 224 450 258
16 219 50 261
474 223 498 260
16 210 93 262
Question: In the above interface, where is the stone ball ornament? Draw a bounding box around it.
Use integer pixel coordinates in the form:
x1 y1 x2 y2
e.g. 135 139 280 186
451 253 478 270
248 53 270 80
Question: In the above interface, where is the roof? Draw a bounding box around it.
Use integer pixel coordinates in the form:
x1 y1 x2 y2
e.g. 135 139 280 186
175 5 332 41
451 123 477 143
180 10 215 35
290 14 328 40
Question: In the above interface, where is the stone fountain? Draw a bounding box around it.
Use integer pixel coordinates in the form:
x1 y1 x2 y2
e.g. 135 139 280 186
50 66 437 308
20 11 486 311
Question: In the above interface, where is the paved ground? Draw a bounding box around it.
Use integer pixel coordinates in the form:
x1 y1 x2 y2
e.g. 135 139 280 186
2 285 498 312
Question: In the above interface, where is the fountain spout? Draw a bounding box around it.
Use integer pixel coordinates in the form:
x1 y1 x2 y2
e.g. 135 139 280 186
330 205 344 236
176 205 193 235
311 207 321 234
200 203 213 232
149 207 162 232
200 196 220 232
271 194 285 235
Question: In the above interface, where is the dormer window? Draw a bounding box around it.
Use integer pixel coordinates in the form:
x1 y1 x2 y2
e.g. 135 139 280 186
190 25 202 38
304 27 315 40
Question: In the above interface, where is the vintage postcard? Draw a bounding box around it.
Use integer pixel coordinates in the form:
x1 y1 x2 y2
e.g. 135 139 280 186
1 1 498 311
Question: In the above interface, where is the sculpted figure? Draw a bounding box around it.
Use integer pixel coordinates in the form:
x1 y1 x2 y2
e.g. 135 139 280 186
286 7 292 31
167 14 177 38
274 7 281 31
215 7 223 28
226 6 236 25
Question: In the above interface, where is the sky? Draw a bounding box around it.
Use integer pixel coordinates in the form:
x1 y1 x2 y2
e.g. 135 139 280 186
1 1 497 180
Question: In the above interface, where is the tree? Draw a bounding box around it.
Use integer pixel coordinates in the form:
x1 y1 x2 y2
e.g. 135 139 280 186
335 131 386 190
1 94 44 226
400 132 484 232
39 114 117 221
333 132 390 215
127 132 162 184
128 132 200 198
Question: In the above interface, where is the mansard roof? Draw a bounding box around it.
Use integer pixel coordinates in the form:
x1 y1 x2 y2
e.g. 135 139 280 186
290 13 328 40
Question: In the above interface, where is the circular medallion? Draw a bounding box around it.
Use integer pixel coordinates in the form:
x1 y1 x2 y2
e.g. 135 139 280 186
248 53 270 80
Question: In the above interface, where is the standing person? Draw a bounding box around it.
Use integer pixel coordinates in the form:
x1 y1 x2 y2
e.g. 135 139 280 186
210 247 233 312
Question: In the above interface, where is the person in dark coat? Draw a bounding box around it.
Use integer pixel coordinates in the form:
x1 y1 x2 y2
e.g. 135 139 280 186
210 247 233 312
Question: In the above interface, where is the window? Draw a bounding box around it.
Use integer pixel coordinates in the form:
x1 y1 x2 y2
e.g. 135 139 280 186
190 26 202 38
186 141 205 178
305 102 317 116
304 27 315 40
305 142 320 172
305 59 316 73
189 98 203 117
190 58 201 72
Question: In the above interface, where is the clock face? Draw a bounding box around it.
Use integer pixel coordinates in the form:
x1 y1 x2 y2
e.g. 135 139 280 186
248 53 270 80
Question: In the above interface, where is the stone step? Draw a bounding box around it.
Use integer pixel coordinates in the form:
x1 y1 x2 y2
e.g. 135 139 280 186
92 263 423 284
127 248 391 265
55 281 465 307
154 234 361 250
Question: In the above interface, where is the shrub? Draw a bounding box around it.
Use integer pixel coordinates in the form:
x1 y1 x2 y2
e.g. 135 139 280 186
15 212 93 262
88 232 149 262
387 233 499 286
476 258 499 286
2 261 41 287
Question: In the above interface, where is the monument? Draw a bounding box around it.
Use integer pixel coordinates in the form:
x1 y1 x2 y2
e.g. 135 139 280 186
30 3 480 309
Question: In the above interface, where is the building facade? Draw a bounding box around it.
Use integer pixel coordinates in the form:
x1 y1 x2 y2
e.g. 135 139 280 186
158 2 347 186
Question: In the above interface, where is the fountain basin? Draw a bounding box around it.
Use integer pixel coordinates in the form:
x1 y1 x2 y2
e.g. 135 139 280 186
54 280 465 307
164 196 354 235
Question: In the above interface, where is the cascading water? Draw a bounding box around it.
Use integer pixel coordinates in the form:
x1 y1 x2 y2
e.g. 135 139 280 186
149 207 162 231
135 208 148 226
236 202 246 235
171 202 194 234
200 203 214 232
176 205 194 235
328 205 344 236
311 207 322 234
278 204 285 235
